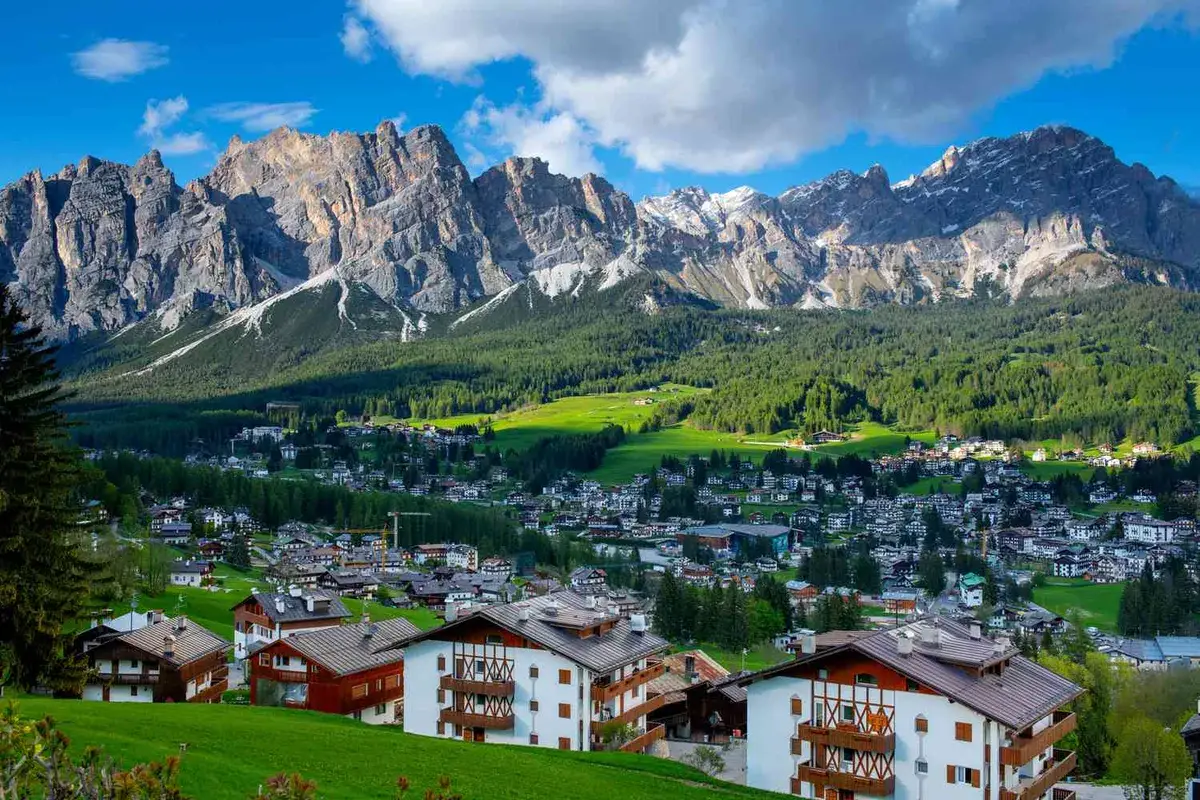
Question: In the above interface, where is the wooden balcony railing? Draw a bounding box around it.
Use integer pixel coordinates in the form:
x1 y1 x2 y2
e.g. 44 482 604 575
792 723 895 754
439 675 516 697
1001 711 1077 766
593 661 666 702
999 749 1077 800
619 724 666 753
1052 789 1077 800
438 709 515 730
96 671 160 685
794 765 895 797
606 693 667 726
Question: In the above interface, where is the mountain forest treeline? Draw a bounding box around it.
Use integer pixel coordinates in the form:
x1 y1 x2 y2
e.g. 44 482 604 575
66 284 1200 455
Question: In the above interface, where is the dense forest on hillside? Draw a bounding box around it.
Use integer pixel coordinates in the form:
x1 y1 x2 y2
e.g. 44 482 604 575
65 284 1200 453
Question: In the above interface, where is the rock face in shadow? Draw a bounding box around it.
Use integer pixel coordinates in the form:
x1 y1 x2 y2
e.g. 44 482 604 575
3 122 1199 340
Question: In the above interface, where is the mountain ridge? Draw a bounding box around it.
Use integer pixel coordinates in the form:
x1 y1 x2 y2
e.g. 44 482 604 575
3 121 1199 343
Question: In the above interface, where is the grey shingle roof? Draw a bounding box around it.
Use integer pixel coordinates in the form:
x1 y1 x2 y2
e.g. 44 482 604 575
117 617 230 667
282 619 420 676
742 618 1082 731
236 590 351 623
384 593 668 674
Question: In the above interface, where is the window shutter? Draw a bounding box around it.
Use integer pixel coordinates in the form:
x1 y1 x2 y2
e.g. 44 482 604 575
559 668 572 685
791 697 803 715
437 655 446 671
955 722 973 742
946 765 955 784
558 702 571 718
971 769 980 788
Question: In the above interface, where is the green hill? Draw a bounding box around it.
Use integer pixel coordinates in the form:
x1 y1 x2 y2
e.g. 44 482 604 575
14 699 769 800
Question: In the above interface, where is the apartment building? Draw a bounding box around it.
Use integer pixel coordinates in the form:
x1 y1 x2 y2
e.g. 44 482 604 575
231 587 351 660
740 619 1083 800
80 615 230 704
391 593 669 752
248 618 420 724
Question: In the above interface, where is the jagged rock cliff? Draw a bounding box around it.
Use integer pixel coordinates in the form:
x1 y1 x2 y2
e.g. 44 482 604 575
2 122 1198 340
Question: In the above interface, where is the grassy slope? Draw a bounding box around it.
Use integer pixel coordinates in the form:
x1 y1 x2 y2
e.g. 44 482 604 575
1033 578 1124 632
105 564 439 641
15 700 772 800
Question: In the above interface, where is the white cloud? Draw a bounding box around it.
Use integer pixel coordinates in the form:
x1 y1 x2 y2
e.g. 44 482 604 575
138 96 210 156
463 97 601 177
353 0 1199 173
207 102 318 132
72 39 168 82
341 15 373 62
389 112 407 131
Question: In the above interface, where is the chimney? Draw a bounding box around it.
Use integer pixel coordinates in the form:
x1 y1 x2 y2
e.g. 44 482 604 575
445 601 458 623
305 596 315 613
800 635 817 655
361 611 371 625
289 585 303 598
586 595 597 610
684 655 696 681
151 609 165 624
545 600 559 617
969 622 982 640
175 616 188 632
920 624 938 648
275 598 287 615
630 614 647 634
607 604 619 618
897 633 914 656
517 604 531 623
163 634 176 659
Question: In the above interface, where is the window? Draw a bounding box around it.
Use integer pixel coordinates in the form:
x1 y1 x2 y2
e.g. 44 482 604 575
906 679 920 692
915 759 928 775
530 665 539 679
814 704 825 726
437 721 445 735
530 700 539 712
790 697 803 715
530 733 539 745
437 688 446 703
374 703 387 715
259 653 270 667
352 683 368 699
955 722 973 742
437 655 446 671
558 737 571 750
485 634 503 645
558 703 571 719
854 673 877 686
558 669 571 685
841 748 857 770
129 659 139 669
915 716 928 733
946 766 979 787
842 704 856 722
130 686 138 697
818 668 829 680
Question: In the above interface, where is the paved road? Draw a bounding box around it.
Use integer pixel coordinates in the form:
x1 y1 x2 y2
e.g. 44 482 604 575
665 739 747 785
1068 784 1126 800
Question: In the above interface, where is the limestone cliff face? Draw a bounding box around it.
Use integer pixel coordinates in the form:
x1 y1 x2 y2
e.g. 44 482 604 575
3 122 1199 340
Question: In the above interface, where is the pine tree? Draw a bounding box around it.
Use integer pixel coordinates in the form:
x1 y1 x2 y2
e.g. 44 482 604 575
0 286 90 692
654 571 683 640
227 533 252 570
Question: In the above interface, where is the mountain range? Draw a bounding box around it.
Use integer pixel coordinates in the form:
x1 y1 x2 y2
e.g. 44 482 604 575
3 121 1199 349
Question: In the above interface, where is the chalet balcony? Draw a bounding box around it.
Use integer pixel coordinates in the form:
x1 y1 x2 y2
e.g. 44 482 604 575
95 670 159 685
593 659 665 702
438 709 515 730
439 675 515 697
1052 789 1077 800
793 764 895 797
999 749 1077 800
1001 710 1077 766
792 722 895 754
619 724 666 753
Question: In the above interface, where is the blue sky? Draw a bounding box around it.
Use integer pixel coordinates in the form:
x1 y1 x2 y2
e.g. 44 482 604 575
1 1 1198 200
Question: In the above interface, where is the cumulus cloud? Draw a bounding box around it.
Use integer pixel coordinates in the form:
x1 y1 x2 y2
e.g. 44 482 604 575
463 97 601 177
352 0 1198 173
138 96 210 156
341 15 373 62
207 102 318 131
72 38 169 82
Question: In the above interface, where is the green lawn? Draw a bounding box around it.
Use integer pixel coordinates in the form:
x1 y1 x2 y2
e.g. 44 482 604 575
587 424 783 484
903 476 958 496
1020 461 1096 481
670 642 792 673
11 700 774 800
807 422 936 458
1033 578 1124 632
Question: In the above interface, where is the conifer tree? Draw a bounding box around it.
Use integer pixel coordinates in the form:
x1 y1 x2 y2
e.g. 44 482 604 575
0 286 89 692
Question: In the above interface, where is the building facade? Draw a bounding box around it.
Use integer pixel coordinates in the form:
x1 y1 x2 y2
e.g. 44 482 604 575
393 594 669 752
740 620 1083 800
231 588 351 660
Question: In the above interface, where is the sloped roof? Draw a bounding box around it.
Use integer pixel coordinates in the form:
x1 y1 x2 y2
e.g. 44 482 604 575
741 618 1082 731
234 590 351 623
649 650 729 700
116 617 230 667
384 593 668 674
280 619 420 676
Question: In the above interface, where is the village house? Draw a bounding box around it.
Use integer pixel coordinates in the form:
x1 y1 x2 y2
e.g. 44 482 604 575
957 573 985 608
231 588 352 660
79 614 231 704
392 593 669 752
570 567 609 595
169 559 213 588
738 620 1083 799
248 618 420 724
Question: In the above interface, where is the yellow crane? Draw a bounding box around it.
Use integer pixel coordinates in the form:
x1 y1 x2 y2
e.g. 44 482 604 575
380 511 431 570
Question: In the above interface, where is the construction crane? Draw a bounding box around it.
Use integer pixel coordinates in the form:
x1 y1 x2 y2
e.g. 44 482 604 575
381 511 431 570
